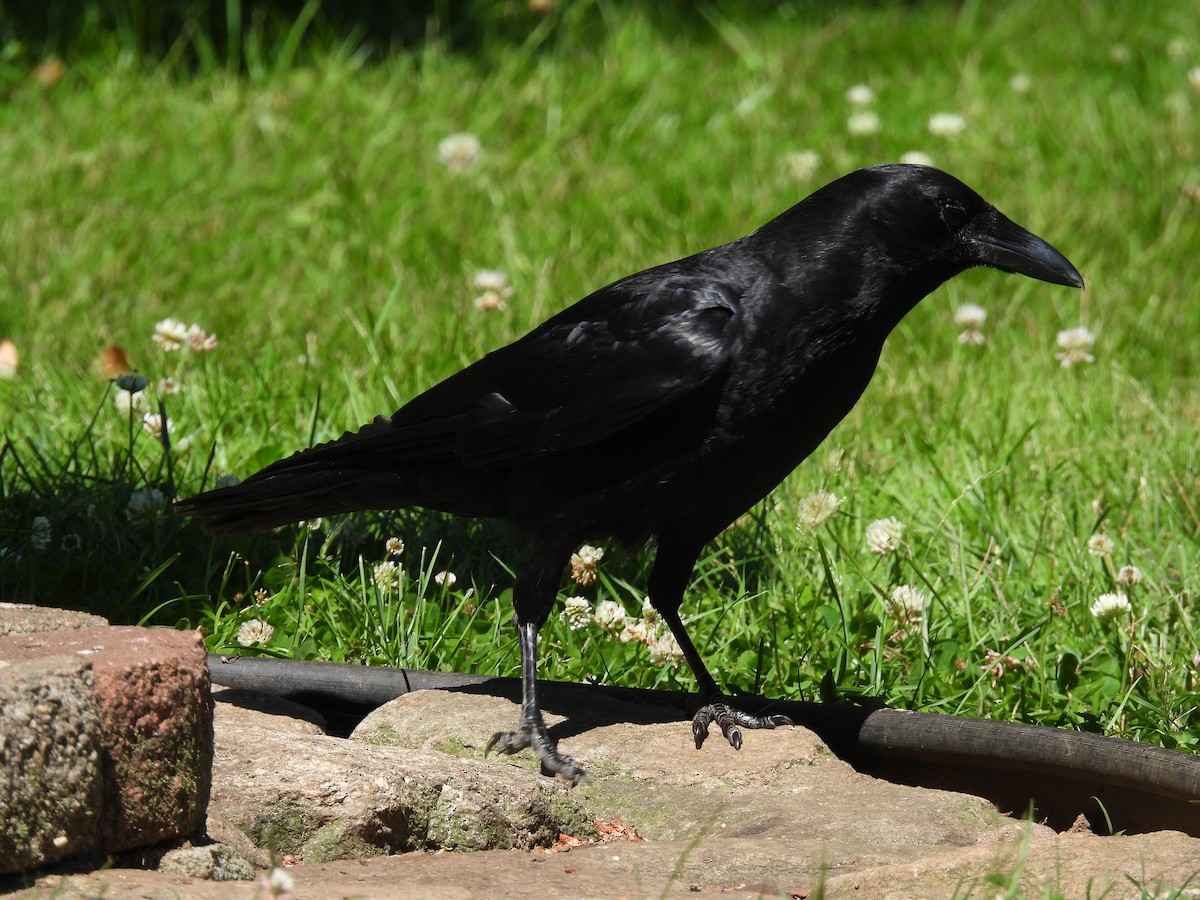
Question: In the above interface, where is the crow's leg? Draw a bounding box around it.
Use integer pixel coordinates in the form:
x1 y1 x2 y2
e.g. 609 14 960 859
649 539 792 751
485 549 584 784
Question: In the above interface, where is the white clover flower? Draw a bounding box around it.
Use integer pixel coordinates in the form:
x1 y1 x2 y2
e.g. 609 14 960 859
61 532 82 553
114 388 149 416
373 559 401 591
847 111 881 136
1116 565 1144 586
1090 591 1132 620
845 84 875 106
473 291 508 312
954 302 987 344
141 412 170 439
641 596 659 626
785 149 821 182
1009 72 1032 94
593 599 628 635
888 584 927 623
570 544 604 585
153 318 190 351
927 112 967 138
954 303 987 330
982 648 1022 679
30 516 51 551
649 631 684 665
866 517 905 555
1087 533 1115 557
125 487 167 524
472 269 512 294
437 132 482 173
471 270 514 311
797 491 840 530
561 596 593 630
621 619 654 645
385 537 405 557
157 377 182 395
1055 326 1095 367
185 324 218 351
433 570 457 587
237 619 275 647
899 151 934 167
253 588 269 605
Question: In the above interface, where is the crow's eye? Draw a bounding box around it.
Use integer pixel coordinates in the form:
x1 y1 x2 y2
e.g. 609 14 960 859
940 200 969 230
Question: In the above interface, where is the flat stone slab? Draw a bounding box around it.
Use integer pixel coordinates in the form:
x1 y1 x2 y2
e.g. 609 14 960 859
8 684 1200 897
0 602 108 636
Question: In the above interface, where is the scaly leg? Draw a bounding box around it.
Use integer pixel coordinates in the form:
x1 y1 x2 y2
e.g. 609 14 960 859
485 549 584 783
649 538 792 751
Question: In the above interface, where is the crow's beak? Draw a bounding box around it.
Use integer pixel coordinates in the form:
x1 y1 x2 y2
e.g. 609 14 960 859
968 211 1084 289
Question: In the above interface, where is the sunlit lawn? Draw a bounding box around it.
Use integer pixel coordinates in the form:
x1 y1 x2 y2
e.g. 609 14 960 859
1 1 1198 752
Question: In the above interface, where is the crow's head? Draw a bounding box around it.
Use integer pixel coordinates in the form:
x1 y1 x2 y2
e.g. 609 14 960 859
858 164 1084 289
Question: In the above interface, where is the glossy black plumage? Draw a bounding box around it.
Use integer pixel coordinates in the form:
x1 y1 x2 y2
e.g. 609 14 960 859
180 165 1083 780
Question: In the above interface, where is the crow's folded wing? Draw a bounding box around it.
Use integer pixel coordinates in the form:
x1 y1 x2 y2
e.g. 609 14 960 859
389 275 745 466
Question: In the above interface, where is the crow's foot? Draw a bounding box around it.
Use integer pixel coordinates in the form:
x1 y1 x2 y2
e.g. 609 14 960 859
486 724 585 784
692 701 793 751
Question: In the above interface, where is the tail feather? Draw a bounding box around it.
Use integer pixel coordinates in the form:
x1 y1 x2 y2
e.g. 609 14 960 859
177 414 509 535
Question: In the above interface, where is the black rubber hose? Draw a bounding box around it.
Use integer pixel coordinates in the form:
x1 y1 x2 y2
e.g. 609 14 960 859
207 654 1200 836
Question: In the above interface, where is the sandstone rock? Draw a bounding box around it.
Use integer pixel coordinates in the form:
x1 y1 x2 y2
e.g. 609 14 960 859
158 843 255 881
0 602 108 636
0 655 103 874
0 625 213 863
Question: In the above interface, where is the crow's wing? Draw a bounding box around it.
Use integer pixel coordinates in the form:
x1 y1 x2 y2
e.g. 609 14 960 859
389 274 745 466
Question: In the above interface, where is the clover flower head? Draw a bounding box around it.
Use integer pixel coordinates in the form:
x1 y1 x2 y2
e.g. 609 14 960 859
593 599 629 635
797 491 840 530
1056 326 1095 367
141 412 170 439
570 544 604 585
438 132 482 173
125 487 167 524
373 559 401 591
927 112 966 138
649 631 685 665
237 618 274 647
847 111 881 136
641 597 659 626
1090 591 1131 620
1087 533 1115 557
785 149 821 182
621 619 654 646
30 516 51 551
866 517 905 555
888 584 927 624
561 596 593 630
1116 565 1144 586
845 84 875 106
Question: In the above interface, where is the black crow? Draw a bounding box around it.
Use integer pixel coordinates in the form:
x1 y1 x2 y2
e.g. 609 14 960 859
179 164 1083 782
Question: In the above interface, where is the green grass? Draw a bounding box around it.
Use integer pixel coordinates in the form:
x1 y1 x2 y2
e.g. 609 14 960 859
1 1 1198 751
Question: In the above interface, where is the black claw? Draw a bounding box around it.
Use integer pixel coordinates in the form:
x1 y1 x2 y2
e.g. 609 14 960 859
691 700 793 751
486 724 585 784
